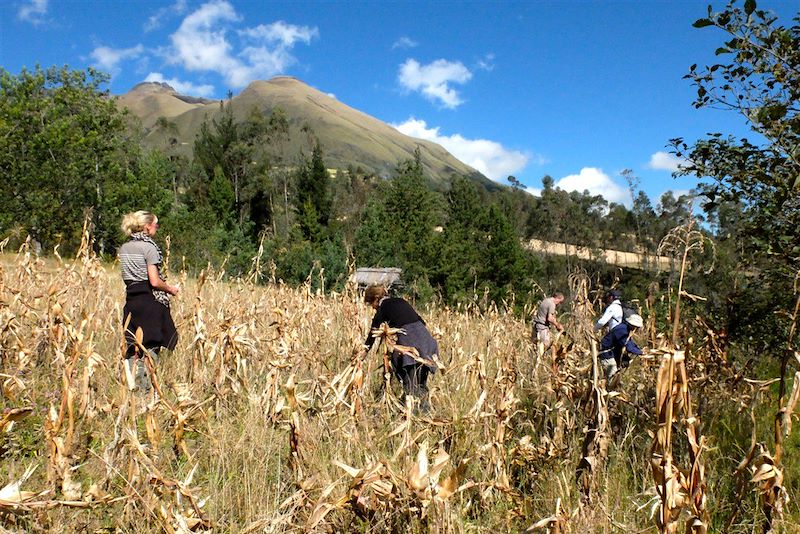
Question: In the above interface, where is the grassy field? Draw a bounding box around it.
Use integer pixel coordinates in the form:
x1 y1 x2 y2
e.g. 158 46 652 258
1 242 799 533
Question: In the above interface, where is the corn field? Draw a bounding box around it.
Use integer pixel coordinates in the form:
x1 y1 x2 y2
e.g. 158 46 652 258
1 237 799 533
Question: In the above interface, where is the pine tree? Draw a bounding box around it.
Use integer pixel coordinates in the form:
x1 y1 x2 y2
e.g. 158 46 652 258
383 149 442 281
295 144 332 240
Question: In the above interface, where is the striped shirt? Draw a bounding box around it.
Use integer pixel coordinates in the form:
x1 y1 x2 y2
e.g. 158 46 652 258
119 240 159 282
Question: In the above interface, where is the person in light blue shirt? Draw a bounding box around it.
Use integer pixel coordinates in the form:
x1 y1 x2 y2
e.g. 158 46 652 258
595 289 623 332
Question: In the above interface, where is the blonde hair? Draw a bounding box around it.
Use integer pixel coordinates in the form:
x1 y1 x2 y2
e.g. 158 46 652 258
364 285 388 305
121 211 156 236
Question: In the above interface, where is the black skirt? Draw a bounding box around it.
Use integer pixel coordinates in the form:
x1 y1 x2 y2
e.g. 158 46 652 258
122 281 177 357
392 321 438 372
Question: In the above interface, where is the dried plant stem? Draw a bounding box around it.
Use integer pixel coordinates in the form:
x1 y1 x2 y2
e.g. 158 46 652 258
760 282 800 532
651 350 708 533
671 237 690 347
576 338 609 503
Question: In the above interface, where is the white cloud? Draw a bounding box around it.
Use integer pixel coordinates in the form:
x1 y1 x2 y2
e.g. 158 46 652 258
18 0 48 24
555 167 630 205
647 151 685 172
167 1 318 88
91 45 145 74
475 53 495 72
144 72 215 97
240 20 318 47
144 0 188 32
393 118 531 182
168 1 240 74
392 36 418 50
398 59 472 109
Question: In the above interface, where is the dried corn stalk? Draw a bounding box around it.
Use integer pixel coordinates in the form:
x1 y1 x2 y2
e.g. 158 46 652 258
650 350 708 533
658 218 715 347
575 339 609 502
750 447 787 533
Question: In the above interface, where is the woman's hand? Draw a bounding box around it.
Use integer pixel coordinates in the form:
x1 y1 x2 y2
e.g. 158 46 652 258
147 265 180 296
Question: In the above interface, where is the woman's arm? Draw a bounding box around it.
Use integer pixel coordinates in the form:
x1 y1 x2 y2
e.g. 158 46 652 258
364 305 387 350
147 264 180 295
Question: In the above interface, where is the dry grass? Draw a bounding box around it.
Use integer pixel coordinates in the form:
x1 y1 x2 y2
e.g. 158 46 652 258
1 239 799 533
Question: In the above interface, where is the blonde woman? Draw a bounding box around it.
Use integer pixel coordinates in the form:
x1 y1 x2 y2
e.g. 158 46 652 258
119 211 179 369
363 285 438 414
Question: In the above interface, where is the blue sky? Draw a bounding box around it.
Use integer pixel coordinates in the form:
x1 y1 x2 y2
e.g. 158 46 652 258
2 0 796 207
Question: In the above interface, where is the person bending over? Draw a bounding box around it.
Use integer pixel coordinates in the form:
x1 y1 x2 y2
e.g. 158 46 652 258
362 285 438 414
599 313 644 380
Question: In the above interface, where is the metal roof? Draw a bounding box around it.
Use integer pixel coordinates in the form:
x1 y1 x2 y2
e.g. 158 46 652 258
351 267 403 288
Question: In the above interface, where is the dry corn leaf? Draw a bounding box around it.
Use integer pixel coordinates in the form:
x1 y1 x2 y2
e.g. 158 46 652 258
428 447 450 484
84 483 110 503
0 406 33 433
436 458 470 501
306 496 348 530
0 465 38 503
61 470 82 501
333 460 361 478
526 516 559 531
408 441 429 492
751 463 777 484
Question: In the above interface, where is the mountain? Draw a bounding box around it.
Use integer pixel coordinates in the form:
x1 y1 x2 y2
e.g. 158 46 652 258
116 77 494 189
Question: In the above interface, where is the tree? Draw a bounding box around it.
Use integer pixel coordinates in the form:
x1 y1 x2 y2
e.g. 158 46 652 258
507 175 523 190
353 194 398 268
672 8 800 528
295 143 332 240
0 66 171 253
479 204 526 301
631 191 658 252
671 0 799 275
383 150 442 282
208 165 235 221
438 176 485 300
656 191 694 241
191 102 287 234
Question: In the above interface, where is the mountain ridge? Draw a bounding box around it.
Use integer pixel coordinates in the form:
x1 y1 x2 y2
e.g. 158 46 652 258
116 77 495 189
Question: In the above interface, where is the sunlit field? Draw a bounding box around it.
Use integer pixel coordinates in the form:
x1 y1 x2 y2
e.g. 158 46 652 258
1 237 799 533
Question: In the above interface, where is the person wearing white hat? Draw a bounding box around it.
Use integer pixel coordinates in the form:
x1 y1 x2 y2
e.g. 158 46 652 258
598 313 644 379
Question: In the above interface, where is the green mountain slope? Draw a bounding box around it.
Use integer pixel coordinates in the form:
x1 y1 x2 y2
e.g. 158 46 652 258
117 77 494 189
